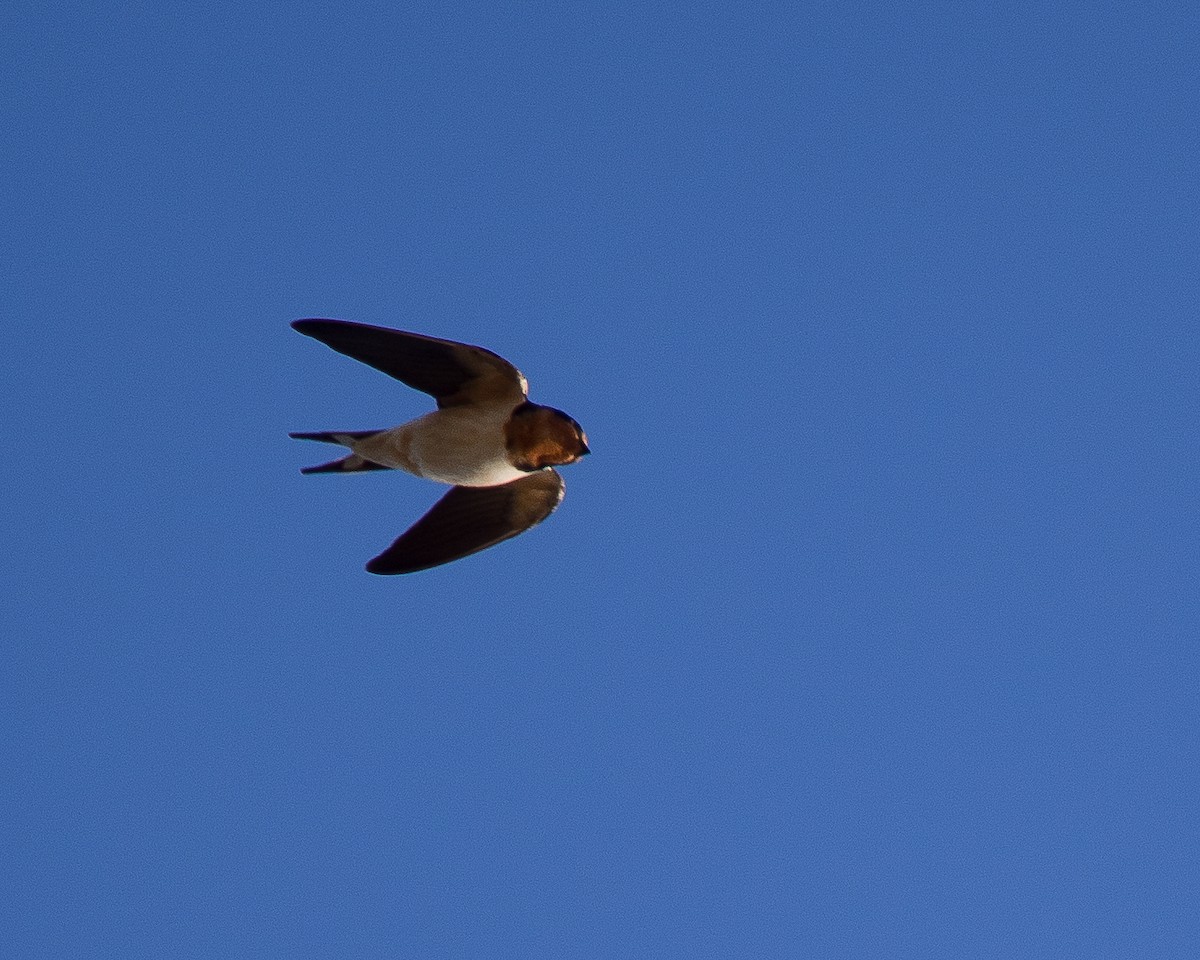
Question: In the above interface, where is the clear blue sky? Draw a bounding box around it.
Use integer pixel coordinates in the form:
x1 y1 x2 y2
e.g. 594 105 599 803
3 2 1196 957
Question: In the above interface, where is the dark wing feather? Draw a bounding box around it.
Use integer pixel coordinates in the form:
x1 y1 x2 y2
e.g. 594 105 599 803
292 318 526 407
366 470 565 575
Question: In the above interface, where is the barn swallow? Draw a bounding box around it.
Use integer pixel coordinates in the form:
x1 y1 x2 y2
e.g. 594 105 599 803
290 318 589 574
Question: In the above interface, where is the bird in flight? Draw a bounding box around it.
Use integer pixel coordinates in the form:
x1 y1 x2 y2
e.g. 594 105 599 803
291 319 589 575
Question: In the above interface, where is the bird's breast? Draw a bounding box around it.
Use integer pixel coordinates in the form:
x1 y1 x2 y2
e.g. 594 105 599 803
368 407 527 487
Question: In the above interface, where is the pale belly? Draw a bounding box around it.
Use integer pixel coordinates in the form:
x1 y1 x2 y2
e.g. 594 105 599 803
352 408 527 487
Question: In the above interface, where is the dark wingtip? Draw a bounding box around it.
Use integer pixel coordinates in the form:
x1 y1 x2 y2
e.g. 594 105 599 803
365 557 405 575
292 318 345 335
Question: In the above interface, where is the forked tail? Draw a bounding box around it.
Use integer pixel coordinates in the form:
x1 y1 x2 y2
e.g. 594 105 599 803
289 430 389 474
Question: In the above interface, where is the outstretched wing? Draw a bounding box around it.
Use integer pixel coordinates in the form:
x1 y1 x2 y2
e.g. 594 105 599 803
366 470 565 575
292 318 527 408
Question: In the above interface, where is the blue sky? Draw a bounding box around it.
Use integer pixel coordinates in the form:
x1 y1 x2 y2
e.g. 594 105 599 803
3 1 1196 957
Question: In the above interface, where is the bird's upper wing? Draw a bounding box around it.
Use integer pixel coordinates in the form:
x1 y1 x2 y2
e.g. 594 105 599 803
365 469 565 575
292 318 527 408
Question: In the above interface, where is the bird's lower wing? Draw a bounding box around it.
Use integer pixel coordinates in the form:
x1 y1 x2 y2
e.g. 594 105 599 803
366 469 565 575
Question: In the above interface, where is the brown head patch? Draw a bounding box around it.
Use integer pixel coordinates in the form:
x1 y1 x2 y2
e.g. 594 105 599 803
505 403 589 471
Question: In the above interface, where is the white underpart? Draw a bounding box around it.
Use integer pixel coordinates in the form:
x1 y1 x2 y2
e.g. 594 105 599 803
350 404 527 487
